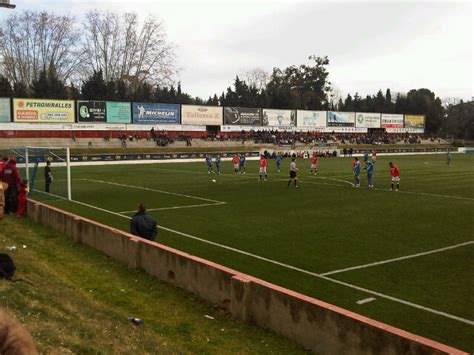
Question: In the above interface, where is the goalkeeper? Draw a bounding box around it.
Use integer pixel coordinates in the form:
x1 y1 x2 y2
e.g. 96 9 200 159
45 161 53 193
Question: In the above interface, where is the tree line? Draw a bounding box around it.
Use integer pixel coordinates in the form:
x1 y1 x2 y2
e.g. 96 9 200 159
0 10 471 139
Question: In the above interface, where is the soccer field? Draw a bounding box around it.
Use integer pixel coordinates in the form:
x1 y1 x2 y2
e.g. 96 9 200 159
30 153 474 351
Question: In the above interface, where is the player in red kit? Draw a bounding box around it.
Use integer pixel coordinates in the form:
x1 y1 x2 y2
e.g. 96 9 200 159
232 155 240 174
310 154 318 175
259 155 267 181
389 162 400 191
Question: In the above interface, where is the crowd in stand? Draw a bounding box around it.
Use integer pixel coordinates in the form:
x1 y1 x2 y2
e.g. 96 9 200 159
76 128 440 147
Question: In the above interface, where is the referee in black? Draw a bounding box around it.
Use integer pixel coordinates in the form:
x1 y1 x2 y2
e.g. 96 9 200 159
287 157 299 188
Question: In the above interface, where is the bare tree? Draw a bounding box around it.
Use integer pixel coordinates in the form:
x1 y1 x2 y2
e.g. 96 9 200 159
82 10 176 87
0 11 82 87
442 96 462 108
241 67 269 91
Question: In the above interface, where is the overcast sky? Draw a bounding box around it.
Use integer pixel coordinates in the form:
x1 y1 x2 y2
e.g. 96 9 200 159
1 0 472 101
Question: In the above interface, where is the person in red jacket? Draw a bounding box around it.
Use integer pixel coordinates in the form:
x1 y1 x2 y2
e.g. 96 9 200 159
0 156 8 180
389 162 400 191
2 156 22 214
16 180 28 217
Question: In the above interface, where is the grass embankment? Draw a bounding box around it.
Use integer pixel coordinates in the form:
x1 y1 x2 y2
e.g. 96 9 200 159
0 216 305 354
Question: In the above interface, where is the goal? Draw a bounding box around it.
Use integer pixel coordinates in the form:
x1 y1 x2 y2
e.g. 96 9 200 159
11 146 72 201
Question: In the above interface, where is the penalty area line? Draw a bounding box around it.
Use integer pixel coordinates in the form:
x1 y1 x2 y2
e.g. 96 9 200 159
31 190 474 327
83 178 225 204
120 202 226 214
321 240 474 276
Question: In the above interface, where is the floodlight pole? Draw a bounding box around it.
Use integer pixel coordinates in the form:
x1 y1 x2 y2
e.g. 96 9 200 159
25 147 29 181
66 147 71 200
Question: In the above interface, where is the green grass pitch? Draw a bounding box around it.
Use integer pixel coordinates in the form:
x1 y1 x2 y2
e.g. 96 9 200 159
28 153 474 351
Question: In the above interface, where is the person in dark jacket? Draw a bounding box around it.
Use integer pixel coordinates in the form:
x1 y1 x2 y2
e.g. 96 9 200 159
45 161 53 193
130 203 158 241
2 157 21 214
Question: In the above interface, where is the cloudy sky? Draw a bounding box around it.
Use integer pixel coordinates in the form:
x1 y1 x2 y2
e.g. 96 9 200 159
1 0 472 101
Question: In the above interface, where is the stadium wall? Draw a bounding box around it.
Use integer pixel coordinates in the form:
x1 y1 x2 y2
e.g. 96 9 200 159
26 199 465 355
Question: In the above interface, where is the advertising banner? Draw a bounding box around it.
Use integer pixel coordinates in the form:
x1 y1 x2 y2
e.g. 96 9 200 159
127 124 206 132
262 109 296 127
221 125 263 132
77 100 106 122
381 113 404 128
181 105 223 125
132 103 180 124
296 110 326 127
327 111 355 127
106 101 131 123
13 98 74 123
404 115 425 130
223 107 261 126
321 126 367 133
355 112 381 128
0 98 10 122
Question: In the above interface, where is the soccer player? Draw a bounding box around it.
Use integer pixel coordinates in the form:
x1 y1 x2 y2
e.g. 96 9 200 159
259 155 268 181
366 159 375 188
205 155 214 174
45 161 53 193
275 154 282 172
353 157 361 187
288 158 299 188
447 151 452 166
215 155 221 174
239 153 246 174
310 154 318 175
363 150 370 168
371 149 377 162
389 162 400 191
232 155 240 174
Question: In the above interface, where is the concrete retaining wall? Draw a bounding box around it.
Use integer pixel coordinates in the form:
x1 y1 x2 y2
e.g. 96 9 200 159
26 199 466 354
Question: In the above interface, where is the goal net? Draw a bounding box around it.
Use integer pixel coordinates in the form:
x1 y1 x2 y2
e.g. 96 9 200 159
10 146 72 201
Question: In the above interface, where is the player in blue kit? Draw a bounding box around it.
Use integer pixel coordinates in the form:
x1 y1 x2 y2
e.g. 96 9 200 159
239 154 246 174
353 157 361 187
276 154 283 172
215 155 221 174
366 159 375 188
205 155 214 174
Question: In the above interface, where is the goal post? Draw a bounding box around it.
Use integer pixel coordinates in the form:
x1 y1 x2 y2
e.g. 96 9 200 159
13 146 72 201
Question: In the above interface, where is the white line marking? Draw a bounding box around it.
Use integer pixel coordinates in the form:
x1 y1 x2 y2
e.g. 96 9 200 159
313 176 355 187
120 202 226 214
83 178 225 204
321 241 474 276
356 297 376 305
374 187 474 202
32 190 474 326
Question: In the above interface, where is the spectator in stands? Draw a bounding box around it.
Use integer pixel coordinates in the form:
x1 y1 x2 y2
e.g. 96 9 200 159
130 203 158 241
2 156 21 214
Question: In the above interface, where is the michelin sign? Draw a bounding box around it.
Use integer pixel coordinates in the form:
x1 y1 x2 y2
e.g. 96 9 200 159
132 103 180 124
